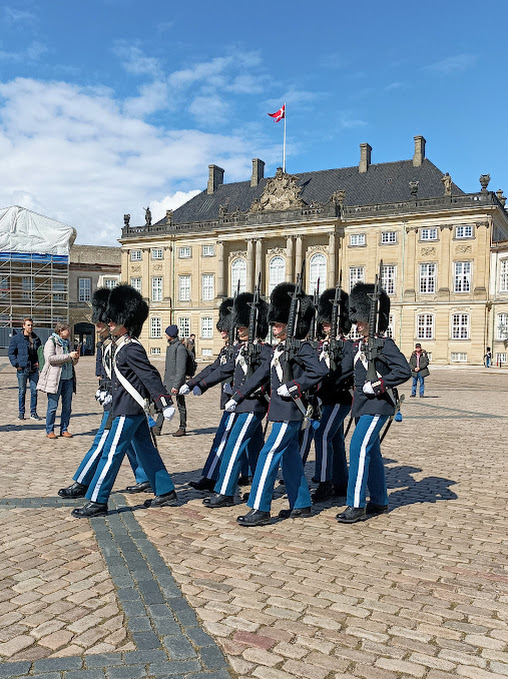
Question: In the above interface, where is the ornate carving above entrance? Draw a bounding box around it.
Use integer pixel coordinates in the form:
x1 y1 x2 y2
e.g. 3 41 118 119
420 246 436 256
229 250 247 260
249 168 306 212
131 265 141 273
455 244 472 254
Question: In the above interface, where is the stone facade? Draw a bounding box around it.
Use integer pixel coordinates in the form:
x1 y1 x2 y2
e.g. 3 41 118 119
119 137 508 365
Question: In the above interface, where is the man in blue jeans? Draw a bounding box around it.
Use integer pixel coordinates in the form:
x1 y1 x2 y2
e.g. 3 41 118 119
8 317 42 420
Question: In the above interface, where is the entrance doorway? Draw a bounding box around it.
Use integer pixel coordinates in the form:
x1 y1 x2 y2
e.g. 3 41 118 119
74 322 96 356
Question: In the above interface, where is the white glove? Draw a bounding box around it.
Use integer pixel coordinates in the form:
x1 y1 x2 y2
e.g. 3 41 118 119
179 384 190 395
363 381 375 395
163 406 176 421
102 394 112 407
95 388 102 402
224 399 237 412
193 386 202 396
277 384 291 398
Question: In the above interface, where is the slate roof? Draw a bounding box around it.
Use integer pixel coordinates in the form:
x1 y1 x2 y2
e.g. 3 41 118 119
161 158 463 227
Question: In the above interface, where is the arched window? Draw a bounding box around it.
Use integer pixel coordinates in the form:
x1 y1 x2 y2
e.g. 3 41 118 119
309 253 327 293
230 258 247 294
268 256 286 293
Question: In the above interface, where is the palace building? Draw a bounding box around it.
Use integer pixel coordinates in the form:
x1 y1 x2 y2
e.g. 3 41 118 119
119 136 508 365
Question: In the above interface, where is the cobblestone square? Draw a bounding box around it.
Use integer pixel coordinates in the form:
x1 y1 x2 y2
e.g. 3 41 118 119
0 356 507 678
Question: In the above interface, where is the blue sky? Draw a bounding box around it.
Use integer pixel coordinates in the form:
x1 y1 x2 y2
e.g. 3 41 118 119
0 0 507 245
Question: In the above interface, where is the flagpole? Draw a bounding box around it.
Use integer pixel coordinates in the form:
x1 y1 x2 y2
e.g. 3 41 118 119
282 102 287 173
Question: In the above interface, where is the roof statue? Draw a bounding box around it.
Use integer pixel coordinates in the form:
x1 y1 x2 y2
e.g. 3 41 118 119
249 167 306 212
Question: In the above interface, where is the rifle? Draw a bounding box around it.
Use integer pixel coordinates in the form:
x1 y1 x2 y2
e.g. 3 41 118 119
227 279 241 361
329 271 343 372
365 260 385 384
282 261 310 421
308 277 320 346
246 272 262 376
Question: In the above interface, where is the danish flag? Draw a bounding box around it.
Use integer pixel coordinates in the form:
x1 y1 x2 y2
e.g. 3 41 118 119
268 104 285 123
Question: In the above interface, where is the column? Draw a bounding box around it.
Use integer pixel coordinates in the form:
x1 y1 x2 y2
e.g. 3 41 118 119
246 239 254 290
438 225 452 299
474 221 489 298
328 231 336 287
216 240 225 297
403 228 417 301
295 235 303 279
255 238 263 288
285 236 294 282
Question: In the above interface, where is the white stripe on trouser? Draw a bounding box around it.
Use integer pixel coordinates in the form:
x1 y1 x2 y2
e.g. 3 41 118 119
320 404 340 482
219 413 254 495
91 416 125 503
76 428 110 484
252 422 288 511
353 415 380 507
208 413 235 479
299 425 312 459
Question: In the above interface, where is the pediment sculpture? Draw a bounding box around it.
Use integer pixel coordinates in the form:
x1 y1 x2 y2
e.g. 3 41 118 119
250 167 306 212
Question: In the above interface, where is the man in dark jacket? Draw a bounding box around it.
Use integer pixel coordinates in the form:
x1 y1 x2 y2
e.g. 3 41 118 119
409 343 430 397
155 324 188 437
8 317 42 420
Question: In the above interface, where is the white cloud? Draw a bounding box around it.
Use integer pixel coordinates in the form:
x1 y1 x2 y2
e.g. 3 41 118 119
113 43 163 78
3 7 37 24
0 40 48 63
425 54 477 75
150 190 201 222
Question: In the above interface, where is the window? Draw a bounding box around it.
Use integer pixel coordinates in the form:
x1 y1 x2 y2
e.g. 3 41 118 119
349 266 364 290
500 260 508 292
179 275 191 301
350 233 366 246
202 274 215 301
268 257 286 294
130 250 141 261
78 278 91 302
151 277 163 302
454 262 471 293
231 258 247 294
104 278 117 290
178 317 191 338
385 314 394 339
150 347 161 355
381 265 396 295
22 277 34 301
309 254 327 293
497 313 508 341
456 225 473 239
130 277 141 293
419 263 436 294
151 248 163 260
150 317 162 338
202 348 213 357
179 246 191 258
381 231 397 245
495 353 507 365
202 245 215 257
452 313 470 340
201 317 213 338
451 352 467 362
421 228 438 241
417 314 434 340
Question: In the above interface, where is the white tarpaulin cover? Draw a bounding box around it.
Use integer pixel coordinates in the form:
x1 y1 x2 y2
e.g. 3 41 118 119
0 205 76 256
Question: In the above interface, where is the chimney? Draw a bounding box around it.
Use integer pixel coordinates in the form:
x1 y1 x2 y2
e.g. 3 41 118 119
207 164 225 194
413 135 426 167
359 143 372 173
251 158 265 187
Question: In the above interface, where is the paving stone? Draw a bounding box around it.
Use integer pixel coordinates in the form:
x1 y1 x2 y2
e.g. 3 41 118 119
148 660 201 676
107 665 146 679
33 656 83 672
0 661 31 677
84 653 124 667
130 631 161 650
162 635 197 659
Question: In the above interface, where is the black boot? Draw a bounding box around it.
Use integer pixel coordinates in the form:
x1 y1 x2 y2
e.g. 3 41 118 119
188 477 216 491
237 475 252 486
71 501 108 518
237 509 271 526
336 506 367 523
144 490 178 508
58 482 87 499
366 502 389 516
332 484 348 497
203 493 234 508
278 506 312 519
311 481 334 503
125 481 152 493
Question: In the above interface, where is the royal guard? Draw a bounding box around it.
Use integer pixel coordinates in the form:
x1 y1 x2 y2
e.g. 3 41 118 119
58 288 149 500
72 284 178 518
311 285 353 503
337 279 411 524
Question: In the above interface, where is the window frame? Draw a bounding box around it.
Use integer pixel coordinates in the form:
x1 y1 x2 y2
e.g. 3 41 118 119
201 316 213 339
151 276 163 302
230 258 247 294
496 313 508 341
202 245 215 257
451 313 470 340
201 273 215 301
420 228 438 242
349 266 365 291
349 233 366 247
150 317 162 339
381 231 397 245
309 253 327 294
500 259 508 293
78 277 92 302
178 275 191 302
419 262 436 294
453 261 471 293
151 248 164 260
455 225 473 239
130 249 142 261
179 246 191 259
268 256 286 294
381 264 396 296
178 317 191 338
417 313 434 340
130 277 141 293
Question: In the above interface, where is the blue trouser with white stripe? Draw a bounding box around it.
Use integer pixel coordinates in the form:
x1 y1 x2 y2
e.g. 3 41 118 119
314 403 350 485
347 414 389 508
73 411 148 487
214 412 264 497
248 421 311 513
86 414 174 504
201 412 236 480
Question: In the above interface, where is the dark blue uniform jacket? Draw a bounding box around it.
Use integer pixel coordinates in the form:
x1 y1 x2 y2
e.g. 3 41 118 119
187 343 233 409
316 339 353 407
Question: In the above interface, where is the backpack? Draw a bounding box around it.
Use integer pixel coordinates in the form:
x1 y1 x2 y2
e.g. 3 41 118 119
37 337 55 371
184 346 197 377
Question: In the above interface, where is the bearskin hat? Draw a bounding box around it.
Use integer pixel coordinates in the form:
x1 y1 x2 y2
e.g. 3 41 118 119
267 282 315 340
91 287 110 324
317 288 352 335
106 284 148 338
348 282 390 333
216 297 234 332
232 292 269 340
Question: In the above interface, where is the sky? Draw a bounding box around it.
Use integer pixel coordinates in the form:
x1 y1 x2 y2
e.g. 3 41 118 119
0 0 507 246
